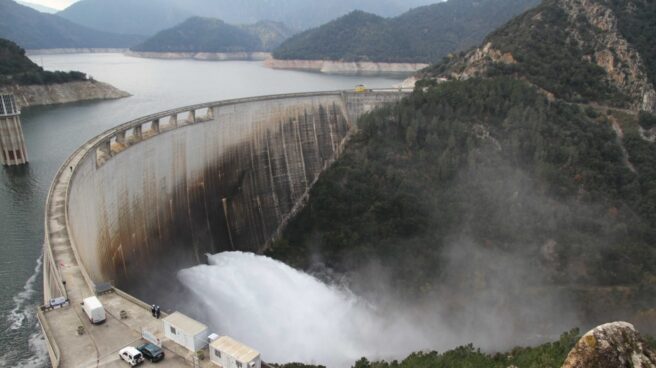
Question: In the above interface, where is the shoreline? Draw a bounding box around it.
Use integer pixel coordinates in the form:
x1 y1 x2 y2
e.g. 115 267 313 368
125 50 272 61
265 58 429 75
27 48 129 55
0 80 130 108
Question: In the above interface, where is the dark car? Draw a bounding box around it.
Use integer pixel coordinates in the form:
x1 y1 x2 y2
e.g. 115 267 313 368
137 343 165 362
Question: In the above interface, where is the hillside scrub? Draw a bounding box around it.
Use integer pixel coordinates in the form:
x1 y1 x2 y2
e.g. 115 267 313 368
0 38 87 86
267 78 656 327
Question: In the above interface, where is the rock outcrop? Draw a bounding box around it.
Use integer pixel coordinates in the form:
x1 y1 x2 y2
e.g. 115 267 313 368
562 322 656 368
427 0 656 113
560 0 656 112
0 80 130 108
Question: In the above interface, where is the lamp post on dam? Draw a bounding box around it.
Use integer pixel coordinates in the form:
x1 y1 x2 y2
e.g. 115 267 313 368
0 93 28 166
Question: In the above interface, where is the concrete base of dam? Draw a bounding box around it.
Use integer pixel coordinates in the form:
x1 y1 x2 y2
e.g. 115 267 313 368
41 89 410 367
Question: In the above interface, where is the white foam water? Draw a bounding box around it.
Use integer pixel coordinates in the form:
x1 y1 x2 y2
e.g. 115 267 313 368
7 255 43 331
178 252 440 367
0 255 48 368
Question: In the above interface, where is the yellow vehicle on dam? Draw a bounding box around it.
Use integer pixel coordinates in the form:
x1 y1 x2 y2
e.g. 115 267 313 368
355 84 368 93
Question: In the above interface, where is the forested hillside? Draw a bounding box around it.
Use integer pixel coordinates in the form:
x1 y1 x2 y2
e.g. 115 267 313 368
0 38 86 85
427 0 656 112
272 0 540 63
275 329 582 368
132 17 293 53
267 0 656 345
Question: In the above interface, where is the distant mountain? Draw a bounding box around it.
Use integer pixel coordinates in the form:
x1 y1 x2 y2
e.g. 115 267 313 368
242 21 296 51
132 17 294 53
58 0 441 36
0 0 144 49
273 0 541 64
17 0 56 13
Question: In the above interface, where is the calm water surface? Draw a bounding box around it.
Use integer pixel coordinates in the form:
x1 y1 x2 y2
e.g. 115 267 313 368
0 53 402 367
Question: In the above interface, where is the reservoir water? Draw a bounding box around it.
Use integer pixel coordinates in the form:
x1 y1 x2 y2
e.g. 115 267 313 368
0 53 402 367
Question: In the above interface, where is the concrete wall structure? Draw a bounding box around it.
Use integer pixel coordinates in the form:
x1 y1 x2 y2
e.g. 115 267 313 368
40 89 408 367
43 89 408 302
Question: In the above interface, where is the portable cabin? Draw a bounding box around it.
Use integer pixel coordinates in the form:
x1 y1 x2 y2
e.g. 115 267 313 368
162 312 209 352
210 336 261 368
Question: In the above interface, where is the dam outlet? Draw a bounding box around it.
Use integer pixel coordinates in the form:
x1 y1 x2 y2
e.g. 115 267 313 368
40 90 409 367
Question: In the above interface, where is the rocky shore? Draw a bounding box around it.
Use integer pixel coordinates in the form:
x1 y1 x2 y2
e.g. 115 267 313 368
264 59 428 75
125 51 271 61
1 80 130 108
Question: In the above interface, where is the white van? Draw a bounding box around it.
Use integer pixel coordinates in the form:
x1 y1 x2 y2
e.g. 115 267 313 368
118 346 144 366
82 296 106 324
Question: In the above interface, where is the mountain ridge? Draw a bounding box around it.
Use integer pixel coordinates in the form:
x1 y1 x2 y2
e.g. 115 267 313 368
0 0 143 49
424 0 656 113
131 17 294 53
58 0 441 36
272 0 541 64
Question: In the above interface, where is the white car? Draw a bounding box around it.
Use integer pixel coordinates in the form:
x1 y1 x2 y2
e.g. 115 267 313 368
118 347 144 366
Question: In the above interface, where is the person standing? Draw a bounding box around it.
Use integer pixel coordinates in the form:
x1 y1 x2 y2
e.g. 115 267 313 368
155 305 161 319
151 304 156 317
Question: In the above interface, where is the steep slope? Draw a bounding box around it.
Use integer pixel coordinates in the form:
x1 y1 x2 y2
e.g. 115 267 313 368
272 0 541 64
426 0 656 112
58 0 440 36
267 0 656 346
0 0 143 49
131 17 294 53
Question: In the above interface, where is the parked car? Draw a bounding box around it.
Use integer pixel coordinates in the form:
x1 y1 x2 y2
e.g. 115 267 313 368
137 343 165 362
119 347 144 366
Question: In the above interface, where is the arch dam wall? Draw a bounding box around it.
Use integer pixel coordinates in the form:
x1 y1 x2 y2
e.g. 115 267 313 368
43 90 409 303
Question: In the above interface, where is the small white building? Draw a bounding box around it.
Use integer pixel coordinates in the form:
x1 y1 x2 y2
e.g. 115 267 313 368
210 336 261 368
162 312 209 352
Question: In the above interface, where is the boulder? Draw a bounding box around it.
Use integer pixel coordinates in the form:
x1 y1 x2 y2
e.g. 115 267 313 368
562 322 656 368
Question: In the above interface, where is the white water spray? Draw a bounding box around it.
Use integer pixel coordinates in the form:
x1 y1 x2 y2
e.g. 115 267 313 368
177 252 443 367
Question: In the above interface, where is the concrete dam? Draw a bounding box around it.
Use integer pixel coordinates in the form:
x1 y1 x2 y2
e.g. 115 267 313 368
40 90 408 367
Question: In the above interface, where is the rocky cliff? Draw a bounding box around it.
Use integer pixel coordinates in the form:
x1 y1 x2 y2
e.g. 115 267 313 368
1 80 129 108
423 0 656 113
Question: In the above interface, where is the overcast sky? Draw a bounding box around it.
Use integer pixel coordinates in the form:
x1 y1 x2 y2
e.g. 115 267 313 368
27 0 78 10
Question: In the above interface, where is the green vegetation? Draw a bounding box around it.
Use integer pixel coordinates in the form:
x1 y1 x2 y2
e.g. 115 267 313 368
0 38 87 86
428 1 630 107
606 0 656 87
270 364 326 368
274 329 579 368
131 17 294 53
268 77 656 312
355 329 579 368
272 0 539 63
639 111 656 130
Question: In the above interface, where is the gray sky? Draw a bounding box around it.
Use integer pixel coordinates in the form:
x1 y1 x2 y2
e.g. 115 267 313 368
26 0 78 10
